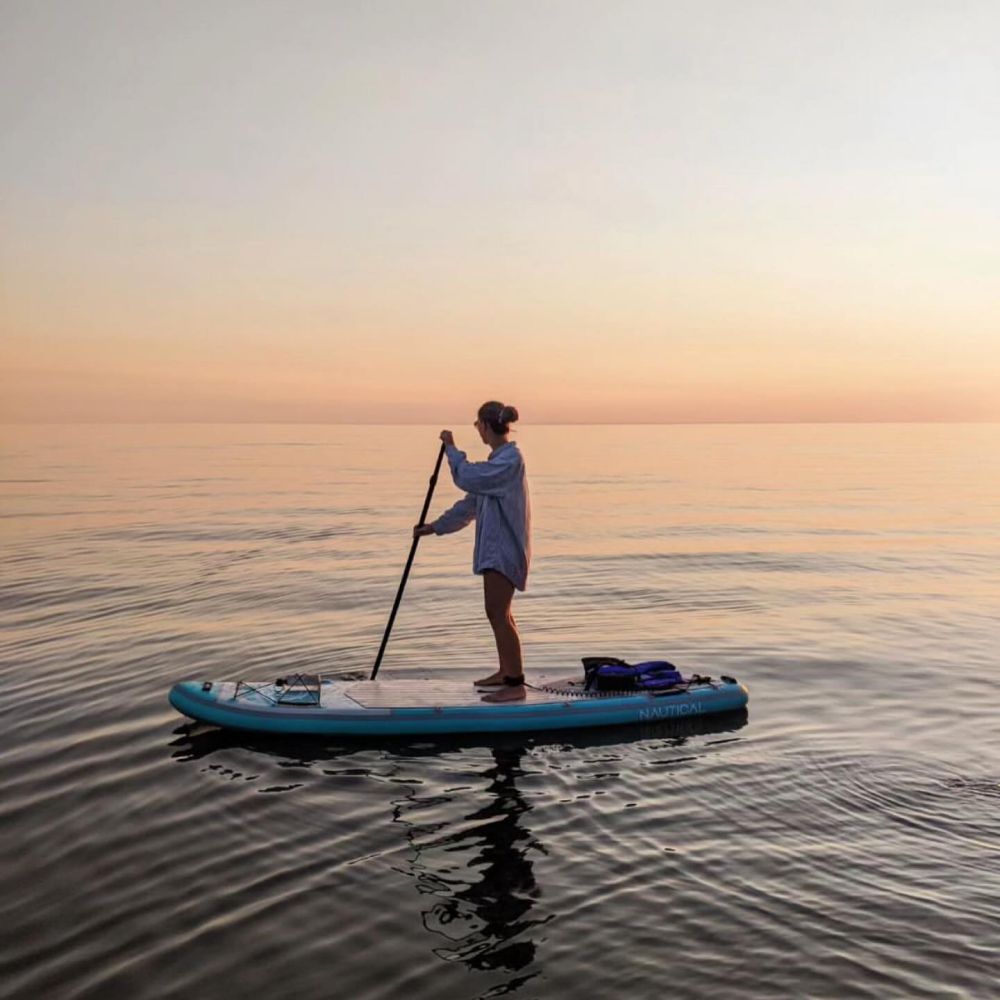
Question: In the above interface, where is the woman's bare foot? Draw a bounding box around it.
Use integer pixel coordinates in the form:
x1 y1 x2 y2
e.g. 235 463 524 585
481 683 526 703
474 671 504 687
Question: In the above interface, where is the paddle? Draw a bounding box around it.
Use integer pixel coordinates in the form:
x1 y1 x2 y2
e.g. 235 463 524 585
370 442 447 679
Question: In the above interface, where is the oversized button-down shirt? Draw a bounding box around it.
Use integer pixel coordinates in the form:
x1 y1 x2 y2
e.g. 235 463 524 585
431 441 531 591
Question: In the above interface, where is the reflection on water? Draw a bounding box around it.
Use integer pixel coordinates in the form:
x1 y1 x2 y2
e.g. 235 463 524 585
165 710 750 997
396 747 546 980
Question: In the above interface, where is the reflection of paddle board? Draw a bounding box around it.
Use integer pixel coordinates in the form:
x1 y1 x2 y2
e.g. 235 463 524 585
168 674 749 736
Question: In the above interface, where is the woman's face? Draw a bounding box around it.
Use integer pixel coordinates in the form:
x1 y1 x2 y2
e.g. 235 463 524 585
473 416 488 444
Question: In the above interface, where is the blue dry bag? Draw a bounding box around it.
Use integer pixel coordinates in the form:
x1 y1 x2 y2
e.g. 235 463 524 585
582 657 684 692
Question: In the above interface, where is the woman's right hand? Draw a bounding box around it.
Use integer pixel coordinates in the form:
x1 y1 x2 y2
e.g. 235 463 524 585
413 524 436 538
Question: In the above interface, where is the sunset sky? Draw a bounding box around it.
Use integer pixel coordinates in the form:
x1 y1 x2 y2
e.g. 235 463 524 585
2 1 998 423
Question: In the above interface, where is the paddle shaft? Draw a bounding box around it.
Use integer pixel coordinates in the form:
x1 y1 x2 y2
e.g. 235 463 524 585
370 442 447 679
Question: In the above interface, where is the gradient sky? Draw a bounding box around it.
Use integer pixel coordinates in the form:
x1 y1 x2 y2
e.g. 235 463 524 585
2 0 998 423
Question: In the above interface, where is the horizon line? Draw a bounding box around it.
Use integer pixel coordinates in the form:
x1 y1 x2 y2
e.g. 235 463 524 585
2 419 998 427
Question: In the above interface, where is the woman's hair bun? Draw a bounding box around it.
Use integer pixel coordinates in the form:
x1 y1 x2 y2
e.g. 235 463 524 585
478 400 518 431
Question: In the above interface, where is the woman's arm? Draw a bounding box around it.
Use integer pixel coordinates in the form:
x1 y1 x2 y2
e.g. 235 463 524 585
429 493 477 534
444 445 520 497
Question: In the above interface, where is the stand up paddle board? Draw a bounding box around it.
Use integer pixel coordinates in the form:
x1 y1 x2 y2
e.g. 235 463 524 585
169 673 748 737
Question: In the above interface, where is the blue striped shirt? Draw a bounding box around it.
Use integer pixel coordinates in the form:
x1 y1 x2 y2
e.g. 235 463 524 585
431 441 532 591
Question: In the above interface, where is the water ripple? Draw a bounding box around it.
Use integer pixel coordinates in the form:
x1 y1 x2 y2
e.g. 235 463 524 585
3 424 1000 999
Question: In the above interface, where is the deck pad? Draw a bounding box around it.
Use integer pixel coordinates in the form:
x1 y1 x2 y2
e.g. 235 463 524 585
342 679 578 709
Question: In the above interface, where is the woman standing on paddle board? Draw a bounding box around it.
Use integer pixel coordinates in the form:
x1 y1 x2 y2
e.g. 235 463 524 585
414 401 531 703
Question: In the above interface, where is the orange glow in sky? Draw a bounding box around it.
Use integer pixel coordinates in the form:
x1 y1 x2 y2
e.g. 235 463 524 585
2 2 998 423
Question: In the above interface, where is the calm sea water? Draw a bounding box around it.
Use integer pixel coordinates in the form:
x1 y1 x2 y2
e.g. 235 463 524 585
2 423 999 1000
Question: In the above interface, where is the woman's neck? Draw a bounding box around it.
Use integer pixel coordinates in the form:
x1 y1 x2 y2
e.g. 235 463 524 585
486 433 509 452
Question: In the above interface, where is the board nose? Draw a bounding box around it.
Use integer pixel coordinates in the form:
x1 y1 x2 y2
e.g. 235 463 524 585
168 679 204 715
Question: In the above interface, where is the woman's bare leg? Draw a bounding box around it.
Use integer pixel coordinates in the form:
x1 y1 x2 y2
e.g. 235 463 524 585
479 571 525 702
475 571 519 683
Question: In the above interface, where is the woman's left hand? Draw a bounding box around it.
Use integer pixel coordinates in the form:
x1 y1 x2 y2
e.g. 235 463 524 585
439 430 454 447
